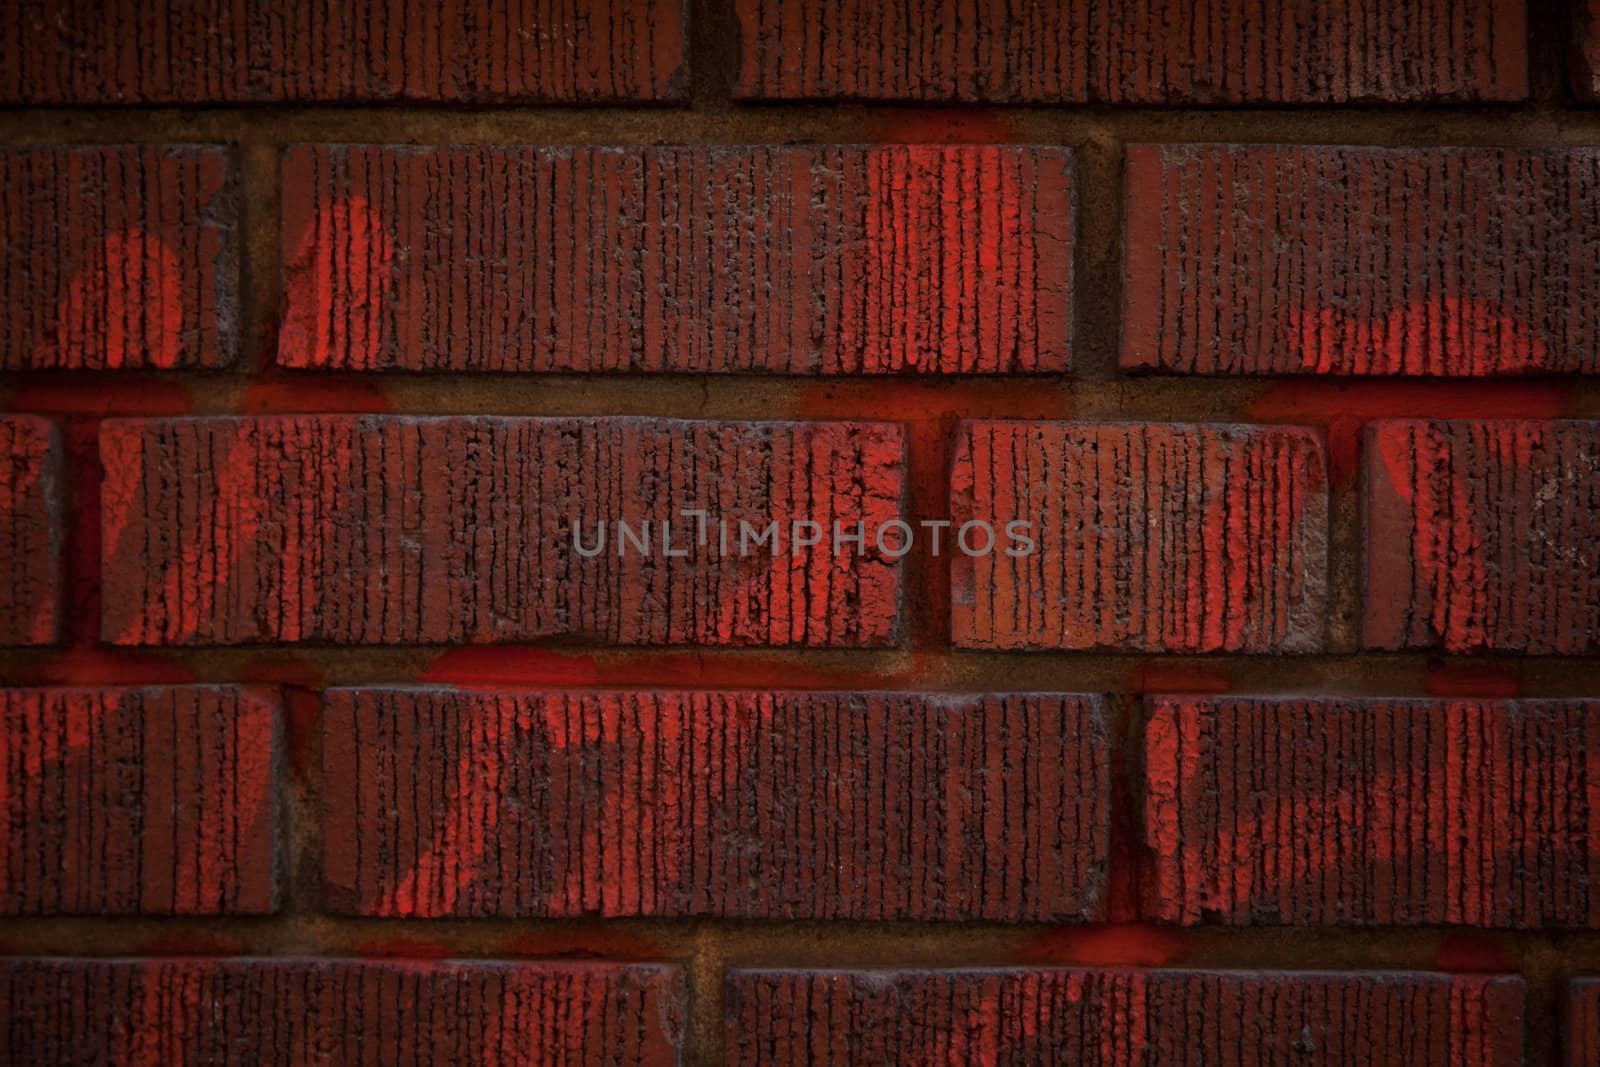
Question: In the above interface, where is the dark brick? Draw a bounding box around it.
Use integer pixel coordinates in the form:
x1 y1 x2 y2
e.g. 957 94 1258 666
0 146 238 370
280 145 1074 374
0 417 61 645
950 421 1328 652
0 686 278 915
0 0 684 103
0 958 684 1064
323 688 1108 921
100 416 904 647
1123 145 1600 376
1569 980 1600 1066
1145 695 1600 927
1578 0 1600 101
1364 419 1600 653
725 969 1524 1065
734 0 1526 103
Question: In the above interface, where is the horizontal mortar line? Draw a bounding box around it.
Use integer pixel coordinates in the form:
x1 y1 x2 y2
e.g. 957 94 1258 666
4 107 1600 145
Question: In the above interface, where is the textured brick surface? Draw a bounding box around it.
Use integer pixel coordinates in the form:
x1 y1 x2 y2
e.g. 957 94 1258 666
734 0 1527 103
0 416 61 646
725 969 1524 1064
0 686 278 915
1578 0 1600 101
0 958 685 1064
0 0 685 103
1123 145 1600 376
1569 980 1600 1066
950 421 1328 652
1145 696 1600 928
1364 420 1600 653
100 416 904 647
323 688 1108 921
280 145 1074 374
0 145 238 370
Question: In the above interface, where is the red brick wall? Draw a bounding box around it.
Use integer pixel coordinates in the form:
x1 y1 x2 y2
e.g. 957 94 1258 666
1 1 1598 1064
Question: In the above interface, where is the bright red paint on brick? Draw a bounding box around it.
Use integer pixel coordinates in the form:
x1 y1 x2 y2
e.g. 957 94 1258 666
0 146 237 370
279 145 1073 374
323 688 1109 921
725 969 1524 1064
0 0 685 103
0 686 277 915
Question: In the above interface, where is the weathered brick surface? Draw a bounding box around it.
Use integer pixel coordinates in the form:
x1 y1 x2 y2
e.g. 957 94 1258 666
1145 696 1600 927
1569 980 1600 1066
0 145 238 370
0 0 685 104
280 145 1073 374
0 958 685 1064
100 416 904 647
0 417 61 646
950 421 1328 652
734 0 1526 103
1364 420 1600 653
725 969 1524 1065
323 688 1108 921
1123 145 1600 376
0 686 278 915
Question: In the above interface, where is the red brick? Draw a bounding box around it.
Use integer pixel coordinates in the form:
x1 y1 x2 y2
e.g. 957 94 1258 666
0 686 278 915
0 0 684 103
100 416 904 647
1123 145 1600 376
0 958 684 1064
322 688 1108 921
0 417 61 645
1145 696 1600 927
950 421 1327 652
734 0 1526 103
1568 980 1600 1066
0 146 238 370
725 969 1524 1064
279 145 1073 374
1578 0 1600 101
1364 419 1600 653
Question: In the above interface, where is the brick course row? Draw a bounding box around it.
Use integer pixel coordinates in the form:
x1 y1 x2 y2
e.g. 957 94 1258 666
10 143 1600 376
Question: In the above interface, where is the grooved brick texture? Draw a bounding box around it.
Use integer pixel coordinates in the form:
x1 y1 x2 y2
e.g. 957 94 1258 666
1364 419 1600 653
733 0 1527 103
1569 980 1600 1066
0 0 685 104
1144 696 1600 928
0 145 238 370
280 145 1074 374
0 686 278 915
100 415 904 647
0 416 61 646
724 969 1524 1065
0 958 685 1064
1123 145 1600 376
950 421 1328 652
322 689 1108 921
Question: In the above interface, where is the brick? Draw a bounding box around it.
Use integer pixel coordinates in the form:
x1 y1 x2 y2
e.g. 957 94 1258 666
1145 696 1600 927
1569 980 1600 1066
1123 145 1600 376
280 145 1073 374
734 0 1526 103
0 958 684 1064
100 416 904 647
950 421 1328 652
323 688 1108 921
0 417 61 645
1578 0 1600 101
0 0 684 104
0 146 238 370
1364 419 1600 653
725 969 1524 1065
0 686 278 915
